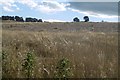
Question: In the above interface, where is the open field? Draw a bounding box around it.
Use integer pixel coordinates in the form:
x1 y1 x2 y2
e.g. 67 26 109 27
2 21 118 78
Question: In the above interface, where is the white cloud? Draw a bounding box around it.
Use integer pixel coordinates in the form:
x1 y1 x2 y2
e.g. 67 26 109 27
0 0 70 13
0 0 19 12
36 1 70 13
16 7 20 10
18 0 37 9
69 8 118 19
3 6 14 12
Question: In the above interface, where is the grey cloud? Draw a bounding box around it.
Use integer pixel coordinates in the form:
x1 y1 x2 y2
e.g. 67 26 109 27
68 2 118 16
68 0 119 2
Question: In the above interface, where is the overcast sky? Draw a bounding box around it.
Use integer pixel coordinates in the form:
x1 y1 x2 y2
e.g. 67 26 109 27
0 0 119 22
67 0 119 2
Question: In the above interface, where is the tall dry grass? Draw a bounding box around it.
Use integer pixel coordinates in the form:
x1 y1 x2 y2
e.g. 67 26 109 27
2 29 118 78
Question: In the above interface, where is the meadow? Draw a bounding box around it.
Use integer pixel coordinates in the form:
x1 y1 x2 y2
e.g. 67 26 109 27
2 21 118 78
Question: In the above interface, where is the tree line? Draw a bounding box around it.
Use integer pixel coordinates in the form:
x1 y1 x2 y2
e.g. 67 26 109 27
1 15 89 22
1 16 43 22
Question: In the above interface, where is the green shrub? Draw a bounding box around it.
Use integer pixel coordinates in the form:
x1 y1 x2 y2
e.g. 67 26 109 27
2 50 10 78
54 58 72 79
2 51 7 60
22 51 34 78
2 51 7 77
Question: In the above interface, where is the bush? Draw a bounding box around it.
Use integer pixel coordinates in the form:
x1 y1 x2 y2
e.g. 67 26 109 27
54 58 72 79
22 51 34 78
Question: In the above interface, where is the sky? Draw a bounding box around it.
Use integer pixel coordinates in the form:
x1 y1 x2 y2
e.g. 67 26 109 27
0 0 119 22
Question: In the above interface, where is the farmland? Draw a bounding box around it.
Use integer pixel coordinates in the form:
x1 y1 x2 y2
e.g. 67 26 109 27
2 21 118 78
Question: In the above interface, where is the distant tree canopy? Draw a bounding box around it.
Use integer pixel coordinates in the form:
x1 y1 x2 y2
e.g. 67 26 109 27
38 19 43 22
73 17 80 22
101 20 104 22
83 16 89 22
73 16 89 22
26 17 43 22
2 16 14 21
1 15 90 22
1 16 43 22
15 16 24 22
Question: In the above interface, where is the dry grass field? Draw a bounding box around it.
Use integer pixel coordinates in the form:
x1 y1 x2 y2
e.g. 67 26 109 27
2 21 118 78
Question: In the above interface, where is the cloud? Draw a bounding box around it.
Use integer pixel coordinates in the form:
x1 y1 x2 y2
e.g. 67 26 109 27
68 2 118 16
3 6 14 12
36 1 70 13
69 8 118 18
1 0 70 13
0 0 19 12
67 0 119 2
18 0 37 9
67 2 118 19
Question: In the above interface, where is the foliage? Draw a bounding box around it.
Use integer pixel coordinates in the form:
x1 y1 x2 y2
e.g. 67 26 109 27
73 17 80 22
83 16 89 22
2 50 7 60
2 51 8 77
22 51 34 78
54 58 72 79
